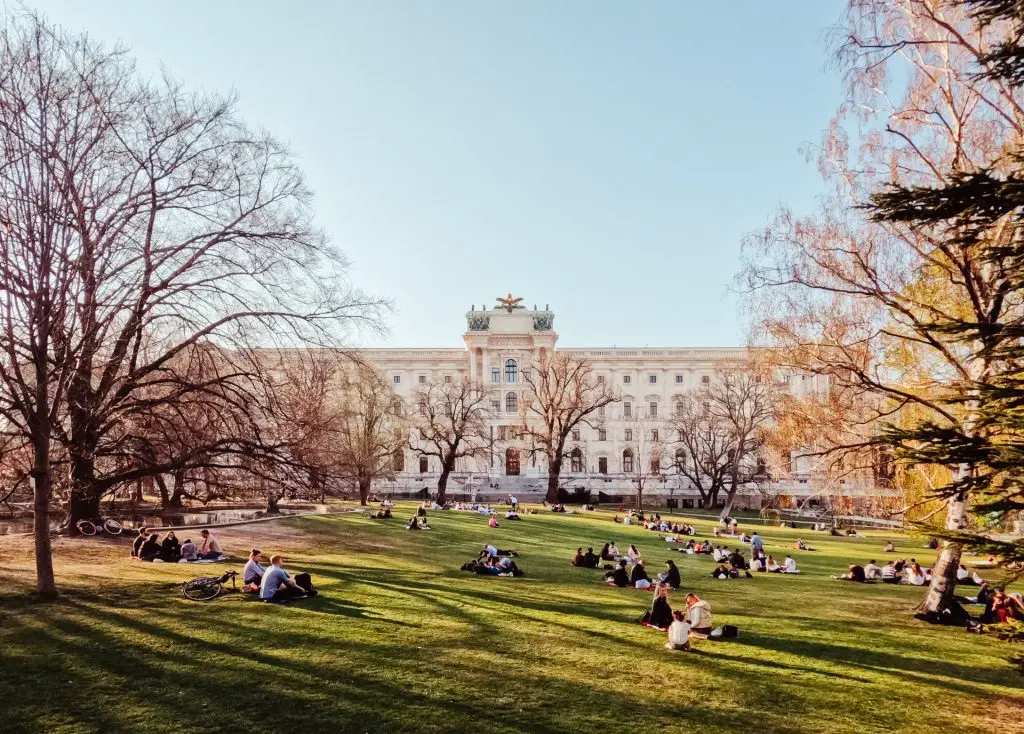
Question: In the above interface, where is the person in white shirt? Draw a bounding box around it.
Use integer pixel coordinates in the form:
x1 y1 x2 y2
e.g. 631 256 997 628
864 560 882 580
712 546 725 562
243 548 266 590
783 555 800 574
906 562 927 586
665 609 691 651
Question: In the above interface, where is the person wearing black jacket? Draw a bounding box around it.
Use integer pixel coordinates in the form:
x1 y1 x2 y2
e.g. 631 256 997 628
728 549 748 571
640 584 674 629
131 529 149 558
599 543 613 561
629 560 652 588
582 547 600 568
604 560 629 587
160 531 181 562
658 559 681 589
138 533 162 561
571 548 585 567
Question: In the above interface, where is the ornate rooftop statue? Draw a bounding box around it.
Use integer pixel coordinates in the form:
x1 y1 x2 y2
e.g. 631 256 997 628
495 292 524 312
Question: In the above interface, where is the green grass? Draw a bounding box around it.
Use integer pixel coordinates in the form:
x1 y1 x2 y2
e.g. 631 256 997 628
1 504 1021 734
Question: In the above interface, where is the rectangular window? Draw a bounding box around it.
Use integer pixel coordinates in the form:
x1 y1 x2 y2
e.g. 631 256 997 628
649 401 658 418
498 426 508 441
418 375 427 384
572 429 580 441
392 375 401 384
598 457 608 474
675 402 683 416
491 400 500 412
623 402 632 418
419 456 428 473
652 429 659 442
701 375 710 385
597 375 605 384
649 375 657 384
598 405 606 418
598 428 607 441
624 429 633 442
623 375 631 384
650 457 660 474
444 375 452 383
491 368 500 383
675 375 683 384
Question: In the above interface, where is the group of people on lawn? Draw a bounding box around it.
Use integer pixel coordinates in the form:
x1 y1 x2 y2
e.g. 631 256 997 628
640 585 715 651
131 528 223 563
242 548 318 602
834 557 965 585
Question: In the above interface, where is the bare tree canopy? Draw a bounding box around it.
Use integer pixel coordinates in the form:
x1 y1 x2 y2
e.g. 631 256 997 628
519 352 619 503
410 378 491 504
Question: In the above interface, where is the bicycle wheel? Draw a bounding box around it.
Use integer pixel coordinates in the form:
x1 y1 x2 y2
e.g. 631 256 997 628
103 518 123 535
76 520 97 536
182 578 222 602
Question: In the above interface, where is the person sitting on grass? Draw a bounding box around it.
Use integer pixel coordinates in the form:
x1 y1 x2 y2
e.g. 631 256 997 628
728 548 748 571
658 559 681 589
583 547 600 568
883 541 896 553
505 509 519 520
833 564 866 582
197 529 223 560
765 554 782 573
630 560 653 589
139 532 162 561
665 609 692 651
794 538 814 551
640 583 673 629
600 543 614 561
608 542 622 560
685 593 713 637
880 561 899 583
604 560 630 587
783 554 800 574
243 548 266 591
131 528 149 558
180 537 198 562
160 531 181 562
709 564 739 580
628 544 642 564
957 564 985 586
407 515 421 530
906 561 928 586
571 548 585 567
259 555 316 602
712 545 726 562
864 560 882 580
488 515 500 528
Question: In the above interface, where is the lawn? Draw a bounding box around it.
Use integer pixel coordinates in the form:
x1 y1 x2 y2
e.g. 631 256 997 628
1 504 1021 734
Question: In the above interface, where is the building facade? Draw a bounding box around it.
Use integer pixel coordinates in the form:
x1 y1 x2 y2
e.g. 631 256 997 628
357 297 891 509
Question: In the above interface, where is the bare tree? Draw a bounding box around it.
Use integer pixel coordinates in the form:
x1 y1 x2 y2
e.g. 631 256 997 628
707 366 775 519
410 378 491 504
335 364 405 505
519 353 619 503
620 413 665 510
670 394 733 510
739 0 1024 612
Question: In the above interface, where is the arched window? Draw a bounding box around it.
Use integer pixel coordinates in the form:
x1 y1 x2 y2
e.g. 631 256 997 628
505 359 518 383
623 448 634 473
505 447 521 476
505 392 518 413
570 448 583 473
675 447 687 467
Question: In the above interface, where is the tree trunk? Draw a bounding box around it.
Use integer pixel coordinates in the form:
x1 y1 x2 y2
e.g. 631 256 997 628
266 492 280 513
155 474 170 507
720 474 739 519
169 471 185 507
358 475 370 506
546 454 563 503
67 451 102 534
132 480 143 503
437 458 455 505
31 437 57 600
917 495 967 613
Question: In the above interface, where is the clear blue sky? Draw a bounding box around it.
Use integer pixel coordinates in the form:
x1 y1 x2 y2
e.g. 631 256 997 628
30 1 845 348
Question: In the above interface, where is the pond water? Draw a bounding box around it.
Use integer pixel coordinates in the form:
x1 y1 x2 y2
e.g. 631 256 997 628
0 507 310 535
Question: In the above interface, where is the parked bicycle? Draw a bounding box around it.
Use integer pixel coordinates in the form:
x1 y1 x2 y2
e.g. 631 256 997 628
75 516 124 536
182 570 241 602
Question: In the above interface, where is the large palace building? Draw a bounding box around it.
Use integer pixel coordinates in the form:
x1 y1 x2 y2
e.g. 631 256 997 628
357 297 893 510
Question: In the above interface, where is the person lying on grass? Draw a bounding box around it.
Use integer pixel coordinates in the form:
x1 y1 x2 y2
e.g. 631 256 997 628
604 560 630 587
243 548 266 591
630 560 653 589
460 557 523 577
640 583 673 629
685 593 713 637
709 564 742 580
478 544 517 560
657 559 681 589
833 564 866 582
259 555 318 602
665 609 692 651
794 539 814 551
